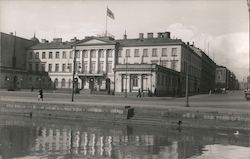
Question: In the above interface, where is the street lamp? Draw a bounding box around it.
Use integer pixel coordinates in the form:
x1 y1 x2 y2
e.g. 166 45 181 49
71 37 77 102
247 0 250 90
125 55 128 98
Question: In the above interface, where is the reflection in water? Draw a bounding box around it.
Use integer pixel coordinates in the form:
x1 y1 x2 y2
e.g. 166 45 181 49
0 115 249 159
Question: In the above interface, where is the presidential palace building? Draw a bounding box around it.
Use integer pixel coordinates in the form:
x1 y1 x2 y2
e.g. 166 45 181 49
0 31 226 96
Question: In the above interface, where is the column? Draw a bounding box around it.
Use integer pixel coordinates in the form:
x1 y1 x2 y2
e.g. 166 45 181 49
104 49 107 73
81 50 84 73
88 50 91 73
128 74 131 92
96 49 99 74
112 49 115 72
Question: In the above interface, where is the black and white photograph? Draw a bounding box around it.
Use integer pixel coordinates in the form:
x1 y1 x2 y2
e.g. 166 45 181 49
0 0 249 158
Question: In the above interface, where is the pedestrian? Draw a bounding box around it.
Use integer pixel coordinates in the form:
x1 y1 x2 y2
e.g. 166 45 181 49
137 88 142 98
31 85 34 92
38 89 43 101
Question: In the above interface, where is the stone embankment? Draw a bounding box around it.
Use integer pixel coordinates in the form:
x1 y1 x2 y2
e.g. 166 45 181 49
0 99 249 130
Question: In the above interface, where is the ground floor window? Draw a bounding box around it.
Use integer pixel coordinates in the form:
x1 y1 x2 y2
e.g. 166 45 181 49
131 75 138 87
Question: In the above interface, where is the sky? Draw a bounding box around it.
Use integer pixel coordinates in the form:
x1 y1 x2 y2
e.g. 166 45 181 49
0 0 248 81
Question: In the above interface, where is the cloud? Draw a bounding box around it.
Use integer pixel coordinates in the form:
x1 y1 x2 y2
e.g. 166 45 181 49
167 23 248 81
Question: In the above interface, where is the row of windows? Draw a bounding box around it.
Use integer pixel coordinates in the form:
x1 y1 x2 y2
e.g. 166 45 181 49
119 48 178 58
28 63 73 73
29 49 113 60
28 62 113 73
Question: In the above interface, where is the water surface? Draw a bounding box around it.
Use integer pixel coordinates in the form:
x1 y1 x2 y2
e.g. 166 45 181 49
0 115 249 159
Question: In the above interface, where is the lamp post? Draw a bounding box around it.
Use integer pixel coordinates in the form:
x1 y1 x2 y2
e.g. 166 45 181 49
71 37 77 102
247 0 250 90
185 63 189 107
125 55 128 98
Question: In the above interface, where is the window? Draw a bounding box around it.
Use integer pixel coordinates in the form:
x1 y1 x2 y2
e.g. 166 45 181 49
48 64 52 72
162 48 167 57
118 50 122 57
49 52 53 59
151 60 158 65
55 64 59 72
35 52 39 59
134 49 139 57
152 48 157 57
41 52 46 59
69 51 73 59
171 60 178 70
107 61 112 73
99 61 104 73
82 50 88 58
107 49 112 57
126 49 130 57
143 49 148 57
29 52 33 59
90 62 96 73
83 62 88 73
62 51 67 58
76 50 80 58
56 52 60 58
35 63 39 72
62 64 66 72
131 75 138 87
90 50 96 58
171 48 177 56
41 64 45 72
99 50 104 58
68 79 71 88
67 63 72 72
160 60 168 67
61 79 65 88
29 63 32 71
54 78 58 88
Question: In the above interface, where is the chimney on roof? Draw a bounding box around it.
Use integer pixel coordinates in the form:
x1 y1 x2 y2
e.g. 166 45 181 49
162 32 170 38
41 39 48 43
53 38 62 43
191 41 195 46
157 32 163 38
139 33 144 40
10 32 13 35
187 42 190 45
147 33 153 38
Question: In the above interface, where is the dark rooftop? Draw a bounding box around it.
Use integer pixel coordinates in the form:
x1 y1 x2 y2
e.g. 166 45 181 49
29 41 73 50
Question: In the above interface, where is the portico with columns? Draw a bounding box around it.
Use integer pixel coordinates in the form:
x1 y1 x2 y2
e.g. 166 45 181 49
74 37 117 93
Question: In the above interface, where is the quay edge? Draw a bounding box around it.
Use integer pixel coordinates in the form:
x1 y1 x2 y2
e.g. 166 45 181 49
0 100 249 130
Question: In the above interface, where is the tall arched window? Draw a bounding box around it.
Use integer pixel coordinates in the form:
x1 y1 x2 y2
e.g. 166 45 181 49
54 78 58 88
61 78 65 88
68 79 72 88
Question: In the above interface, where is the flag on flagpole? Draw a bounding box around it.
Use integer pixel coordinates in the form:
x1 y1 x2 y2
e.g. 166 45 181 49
107 7 115 20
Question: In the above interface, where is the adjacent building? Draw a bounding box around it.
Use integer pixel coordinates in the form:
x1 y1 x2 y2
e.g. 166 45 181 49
189 45 216 93
115 32 201 96
0 32 49 90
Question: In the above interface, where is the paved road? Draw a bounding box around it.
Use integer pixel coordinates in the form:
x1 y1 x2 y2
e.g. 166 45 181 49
0 90 249 112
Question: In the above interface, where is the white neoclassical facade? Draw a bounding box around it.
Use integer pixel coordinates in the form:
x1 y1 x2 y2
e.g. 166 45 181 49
115 32 201 96
26 32 202 96
74 37 117 93
27 38 73 89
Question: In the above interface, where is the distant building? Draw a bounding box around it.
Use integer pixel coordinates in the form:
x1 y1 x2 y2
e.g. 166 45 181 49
189 45 216 93
215 65 239 92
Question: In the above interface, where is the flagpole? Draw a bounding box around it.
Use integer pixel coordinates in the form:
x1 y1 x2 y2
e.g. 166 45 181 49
105 6 108 37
